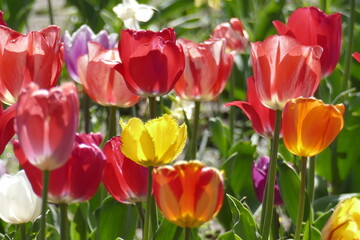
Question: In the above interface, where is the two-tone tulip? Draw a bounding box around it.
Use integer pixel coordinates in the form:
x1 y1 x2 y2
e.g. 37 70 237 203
0 104 16 155
152 160 224 228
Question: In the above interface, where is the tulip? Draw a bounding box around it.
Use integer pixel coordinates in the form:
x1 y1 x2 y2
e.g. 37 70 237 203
13 133 106 204
250 35 323 110
282 97 345 157
120 114 187 167
0 25 63 105
77 42 141 107
225 76 277 138
0 170 42 224
321 197 360 239
252 156 283 206
0 104 16 155
63 25 118 82
113 0 155 30
114 28 185 97
15 82 79 171
211 18 249 54
353 52 360 63
273 7 342 77
0 11 7 26
174 38 234 101
102 136 148 204
152 160 224 228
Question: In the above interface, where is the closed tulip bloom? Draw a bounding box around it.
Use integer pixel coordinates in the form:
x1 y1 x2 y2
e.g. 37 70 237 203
0 104 16 155
78 42 140 107
225 76 277 138
0 11 7 26
153 160 224 228
120 114 187 167
212 18 249 54
115 28 185 97
102 136 148 204
321 198 360 240
250 35 322 110
15 82 79 171
0 25 63 105
13 133 106 204
63 25 118 82
252 156 283 206
353 52 360 63
273 7 342 77
0 170 42 224
174 38 234 101
283 98 345 157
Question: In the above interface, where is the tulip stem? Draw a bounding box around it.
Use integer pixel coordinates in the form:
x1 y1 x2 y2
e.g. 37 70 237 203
184 227 191 240
261 109 282 239
20 223 27 240
144 166 153 240
308 156 316 204
39 170 50 240
135 202 145 234
189 101 201 160
83 94 91 133
107 106 117 139
294 156 308 240
149 97 156 119
320 0 327 13
60 203 68 240
47 0 54 24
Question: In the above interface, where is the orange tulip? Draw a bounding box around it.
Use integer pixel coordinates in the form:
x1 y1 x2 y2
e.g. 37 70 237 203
282 98 344 157
152 160 224 228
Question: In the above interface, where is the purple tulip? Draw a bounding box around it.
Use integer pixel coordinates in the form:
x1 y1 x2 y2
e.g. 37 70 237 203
63 25 118 82
252 156 283 206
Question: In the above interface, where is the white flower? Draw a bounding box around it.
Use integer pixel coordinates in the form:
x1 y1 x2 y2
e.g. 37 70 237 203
0 170 42 224
113 0 156 30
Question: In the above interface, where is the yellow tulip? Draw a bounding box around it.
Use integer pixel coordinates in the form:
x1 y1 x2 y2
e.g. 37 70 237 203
322 197 360 240
282 97 345 157
120 114 187 167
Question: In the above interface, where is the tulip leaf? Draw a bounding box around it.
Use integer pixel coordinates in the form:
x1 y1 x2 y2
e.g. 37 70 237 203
313 193 360 212
226 194 260 240
153 218 201 240
95 196 138 240
313 209 333 231
218 231 243 240
209 117 230 158
302 220 321 240
70 204 88 240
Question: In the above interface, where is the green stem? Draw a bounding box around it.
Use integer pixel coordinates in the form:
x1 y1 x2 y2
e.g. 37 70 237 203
229 73 235 143
149 97 156 119
320 0 327 13
60 203 68 240
294 157 308 240
20 223 27 240
184 227 191 240
330 140 340 194
107 106 117 139
135 202 145 236
261 110 282 239
151 196 158 235
341 0 355 92
190 101 201 160
308 156 316 204
83 94 91 133
143 167 153 240
47 0 54 24
174 227 183 240
39 170 50 240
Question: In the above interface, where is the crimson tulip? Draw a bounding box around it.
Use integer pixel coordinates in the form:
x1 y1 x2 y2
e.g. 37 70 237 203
102 136 148 204
0 104 15 155
211 18 248 54
15 82 79 171
114 28 185 97
353 52 360 63
225 76 277 138
250 35 322 110
0 11 7 26
13 133 106 204
174 38 233 101
78 42 140 107
0 25 63 105
273 7 341 77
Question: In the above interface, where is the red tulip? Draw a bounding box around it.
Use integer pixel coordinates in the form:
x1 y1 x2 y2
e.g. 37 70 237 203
13 133 106 204
15 82 79 171
78 42 141 107
0 25 63 105
0 104 16 155
273 7 341 77
114 28 185 97
353 52 360 63
174 38 234 101
250 35 322 110
102 137 148 204
225 76 277 138
211 18 249 54
0 11 7 26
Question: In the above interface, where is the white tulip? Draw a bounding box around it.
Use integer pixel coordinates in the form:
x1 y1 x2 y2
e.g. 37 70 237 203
0 170 42 224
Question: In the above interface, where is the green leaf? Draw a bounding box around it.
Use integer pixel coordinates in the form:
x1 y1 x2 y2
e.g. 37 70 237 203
302 220 321 240
218 231 243 240
209 117 230 158
70 204 88 240
226 194 260 240
153 218 182 240
95 197 138 240
313 193 360 212
313 209 333 231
